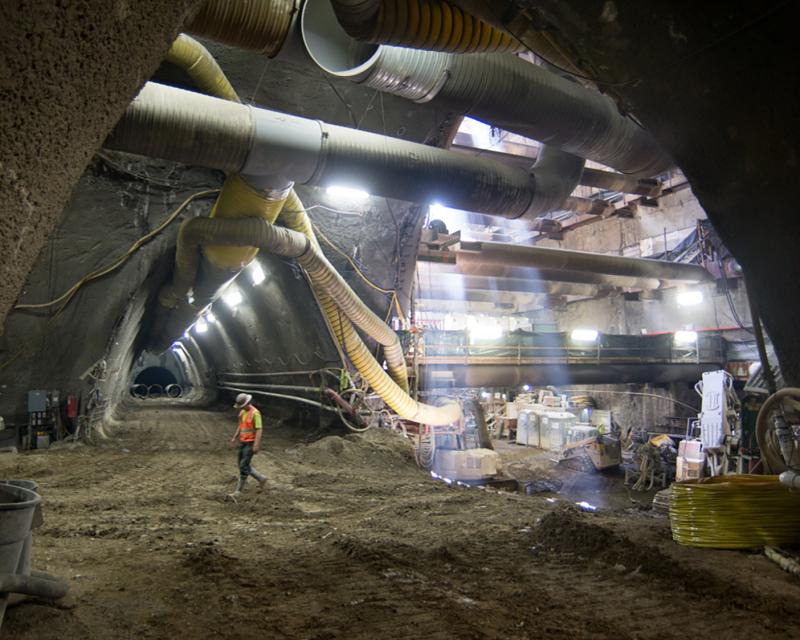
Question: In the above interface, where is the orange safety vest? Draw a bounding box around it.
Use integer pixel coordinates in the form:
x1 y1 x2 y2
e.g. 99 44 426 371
238 407 260 443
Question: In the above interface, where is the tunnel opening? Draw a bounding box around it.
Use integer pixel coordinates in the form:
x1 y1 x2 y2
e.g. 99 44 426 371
133 366 178 388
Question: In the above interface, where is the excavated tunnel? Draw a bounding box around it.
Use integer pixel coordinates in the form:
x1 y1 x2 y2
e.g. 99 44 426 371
2 1 800 637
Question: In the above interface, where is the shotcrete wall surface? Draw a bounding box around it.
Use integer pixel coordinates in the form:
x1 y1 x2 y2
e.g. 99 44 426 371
0 158 219 420
0 0 203 327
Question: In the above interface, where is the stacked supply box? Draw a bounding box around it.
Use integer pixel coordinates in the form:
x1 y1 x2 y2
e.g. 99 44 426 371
676 440 704 481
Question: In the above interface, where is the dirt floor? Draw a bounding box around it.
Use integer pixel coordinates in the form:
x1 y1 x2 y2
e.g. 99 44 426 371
3 406 800 639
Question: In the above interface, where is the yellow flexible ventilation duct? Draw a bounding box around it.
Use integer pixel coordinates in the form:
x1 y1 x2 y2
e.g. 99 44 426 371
160 211 458 424
203 175 289 270
159 36 291 282
150 31 454 422
282 191 408 392
330 0 522 53
278 194 459 424
164 35 285 275
186 0 298 57
165 34 240 103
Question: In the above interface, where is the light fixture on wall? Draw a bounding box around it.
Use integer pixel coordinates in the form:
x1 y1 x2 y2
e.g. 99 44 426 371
222 287 243 309
326 185 370 201
677 290 704 306
570 328 599 342
249 261 266 285
674 330 698 345
194 318 208 334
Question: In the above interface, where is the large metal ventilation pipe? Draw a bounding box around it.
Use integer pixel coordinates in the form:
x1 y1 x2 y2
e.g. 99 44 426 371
450 259 663 290
301 0 672 176
420 274 600 297
462 242 711 283
418 249 706 289
106 82 582 220
456 241 710 285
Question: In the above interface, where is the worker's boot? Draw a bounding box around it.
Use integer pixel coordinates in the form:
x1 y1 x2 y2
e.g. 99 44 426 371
226 477 246 502
251 470 267 492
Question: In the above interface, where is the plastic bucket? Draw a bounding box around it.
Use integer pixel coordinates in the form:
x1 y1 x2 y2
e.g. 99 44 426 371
0 484 40 577
0 480 40 575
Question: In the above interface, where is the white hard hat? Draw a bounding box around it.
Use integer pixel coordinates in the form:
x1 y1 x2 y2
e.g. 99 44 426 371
233 393 252 409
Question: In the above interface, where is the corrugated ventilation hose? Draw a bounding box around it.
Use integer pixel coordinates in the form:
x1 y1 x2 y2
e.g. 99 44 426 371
301 0 672 176
164 211 458 424
157 184 289 309
159 31 420 411
669 475 800 549
159 38 288 302
165 34 240 103
202 175 290 270
278 193 459 423
330 0 522 53
186 0 298 57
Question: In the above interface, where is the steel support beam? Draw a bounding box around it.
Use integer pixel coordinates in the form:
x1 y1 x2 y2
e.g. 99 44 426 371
456 241 710 284
419 362 719 388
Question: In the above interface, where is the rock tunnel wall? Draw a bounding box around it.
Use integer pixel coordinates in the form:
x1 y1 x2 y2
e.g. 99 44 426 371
0 0 204 329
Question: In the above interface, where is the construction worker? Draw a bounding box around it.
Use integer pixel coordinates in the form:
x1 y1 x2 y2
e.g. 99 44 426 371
227 393 267 500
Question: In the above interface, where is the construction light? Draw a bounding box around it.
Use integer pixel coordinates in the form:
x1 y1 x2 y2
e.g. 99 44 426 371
194 318 208 334
522 384 531 392
677 290 704 306
469 323 503 343
429 202 445 217
326 185 370 201
674 330 698 345
222 287 243 309
205 311 216 324
571 329 599 342
249 261 266 285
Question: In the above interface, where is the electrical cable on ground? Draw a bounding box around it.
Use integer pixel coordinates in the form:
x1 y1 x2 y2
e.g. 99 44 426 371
670 475 800 548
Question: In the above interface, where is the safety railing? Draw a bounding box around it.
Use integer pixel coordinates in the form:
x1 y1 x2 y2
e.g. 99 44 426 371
402 330 726 366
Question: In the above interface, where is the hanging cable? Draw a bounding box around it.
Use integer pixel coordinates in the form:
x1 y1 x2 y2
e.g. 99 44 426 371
13 189 219 313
